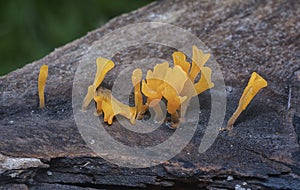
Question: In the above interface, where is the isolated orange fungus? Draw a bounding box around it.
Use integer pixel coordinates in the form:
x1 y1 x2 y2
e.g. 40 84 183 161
38 65 48 108
227 72 268 129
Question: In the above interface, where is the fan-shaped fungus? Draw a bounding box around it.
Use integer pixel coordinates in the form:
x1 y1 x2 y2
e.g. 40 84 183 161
38 64 48 108
172 52 190 73
172 46 213 96
93 58 115 88
227 72 268 129
188 45 211 82
162 66 188 114
82 58 114 110
142 62 169 105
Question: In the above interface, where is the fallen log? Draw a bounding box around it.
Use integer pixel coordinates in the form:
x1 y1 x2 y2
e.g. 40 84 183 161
0 0 299 189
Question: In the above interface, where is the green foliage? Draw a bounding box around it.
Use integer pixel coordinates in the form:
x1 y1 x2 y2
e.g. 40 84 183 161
0 0 153 76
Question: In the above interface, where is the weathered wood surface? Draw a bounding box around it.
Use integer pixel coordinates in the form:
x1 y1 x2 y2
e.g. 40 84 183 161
0 0 299 189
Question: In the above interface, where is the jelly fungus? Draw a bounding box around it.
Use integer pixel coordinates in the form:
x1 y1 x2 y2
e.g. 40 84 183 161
38 65 48 108
227 72 268 129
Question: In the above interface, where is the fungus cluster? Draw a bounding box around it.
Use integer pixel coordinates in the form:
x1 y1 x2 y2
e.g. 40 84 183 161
82 45 214 127
37 45 268 130
82 58 136 125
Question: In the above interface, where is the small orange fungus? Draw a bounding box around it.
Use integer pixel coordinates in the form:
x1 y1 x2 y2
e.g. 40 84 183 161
194 66 214 94
82 58 114 110
132 69 147 119
172 45 214 95
227 72 268 129
162 66 188 114
94 89 136 125
188 45 211 82
142 62 168 105
93 58 115 88
172 52 190 73
38 64 48 108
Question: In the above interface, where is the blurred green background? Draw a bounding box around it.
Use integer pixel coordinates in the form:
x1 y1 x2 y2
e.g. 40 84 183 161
0 0 153 76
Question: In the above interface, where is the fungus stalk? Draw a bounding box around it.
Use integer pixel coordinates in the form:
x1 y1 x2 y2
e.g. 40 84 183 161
227 72 268 129
38 65 48 108
171 112 180 126
194 67 214 94
132 69 146 119
148 99 164 123
162 66 188 122
93 94 104 116
82 85 96 110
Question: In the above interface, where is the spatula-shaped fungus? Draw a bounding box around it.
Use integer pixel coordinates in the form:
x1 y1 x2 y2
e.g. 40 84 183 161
188 45 211 82
162 66 188 114
93 58 115 88
142 62 169 105
82 58 114 110
38 65 48 108
172 52 190 73
227 72 268 129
